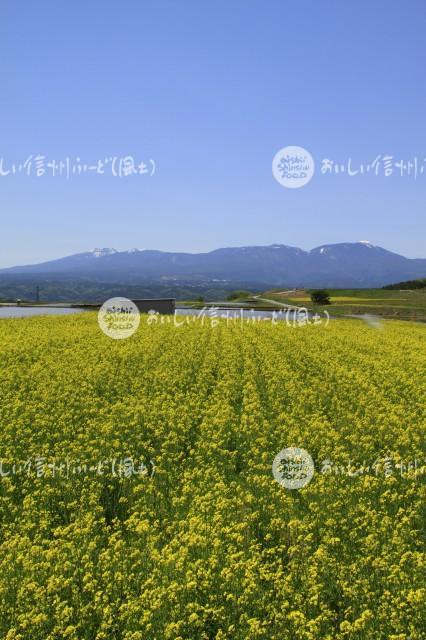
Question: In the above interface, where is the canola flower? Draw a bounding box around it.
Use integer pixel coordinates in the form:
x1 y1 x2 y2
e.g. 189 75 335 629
0 313 424 639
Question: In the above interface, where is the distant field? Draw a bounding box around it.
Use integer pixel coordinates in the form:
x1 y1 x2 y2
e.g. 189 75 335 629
262 288 426 321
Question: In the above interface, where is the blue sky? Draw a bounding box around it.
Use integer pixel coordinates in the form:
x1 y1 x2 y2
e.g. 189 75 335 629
0 0 425 267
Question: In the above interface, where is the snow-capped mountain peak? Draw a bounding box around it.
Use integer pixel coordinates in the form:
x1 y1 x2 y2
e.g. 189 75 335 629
90 248 118 258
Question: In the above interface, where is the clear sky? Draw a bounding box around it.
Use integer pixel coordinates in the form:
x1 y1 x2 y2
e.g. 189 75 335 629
0 0 425 267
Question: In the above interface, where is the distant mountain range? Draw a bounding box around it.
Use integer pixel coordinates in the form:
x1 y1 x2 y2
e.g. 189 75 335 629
1 242 425 288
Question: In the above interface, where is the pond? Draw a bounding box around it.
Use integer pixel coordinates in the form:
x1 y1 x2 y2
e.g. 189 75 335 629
0 306 86 319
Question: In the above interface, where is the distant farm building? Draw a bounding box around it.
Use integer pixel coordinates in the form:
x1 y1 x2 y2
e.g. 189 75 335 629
132 298 176 315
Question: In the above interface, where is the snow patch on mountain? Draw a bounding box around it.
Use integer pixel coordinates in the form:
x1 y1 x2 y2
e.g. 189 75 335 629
90 248 118 258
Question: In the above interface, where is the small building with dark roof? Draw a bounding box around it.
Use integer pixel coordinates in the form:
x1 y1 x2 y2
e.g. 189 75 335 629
132 298 176 315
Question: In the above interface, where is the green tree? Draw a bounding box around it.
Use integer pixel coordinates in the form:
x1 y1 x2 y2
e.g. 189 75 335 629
310 289 331 305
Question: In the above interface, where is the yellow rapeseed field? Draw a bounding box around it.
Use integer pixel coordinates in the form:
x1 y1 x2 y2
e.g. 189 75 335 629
0 313 424 639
